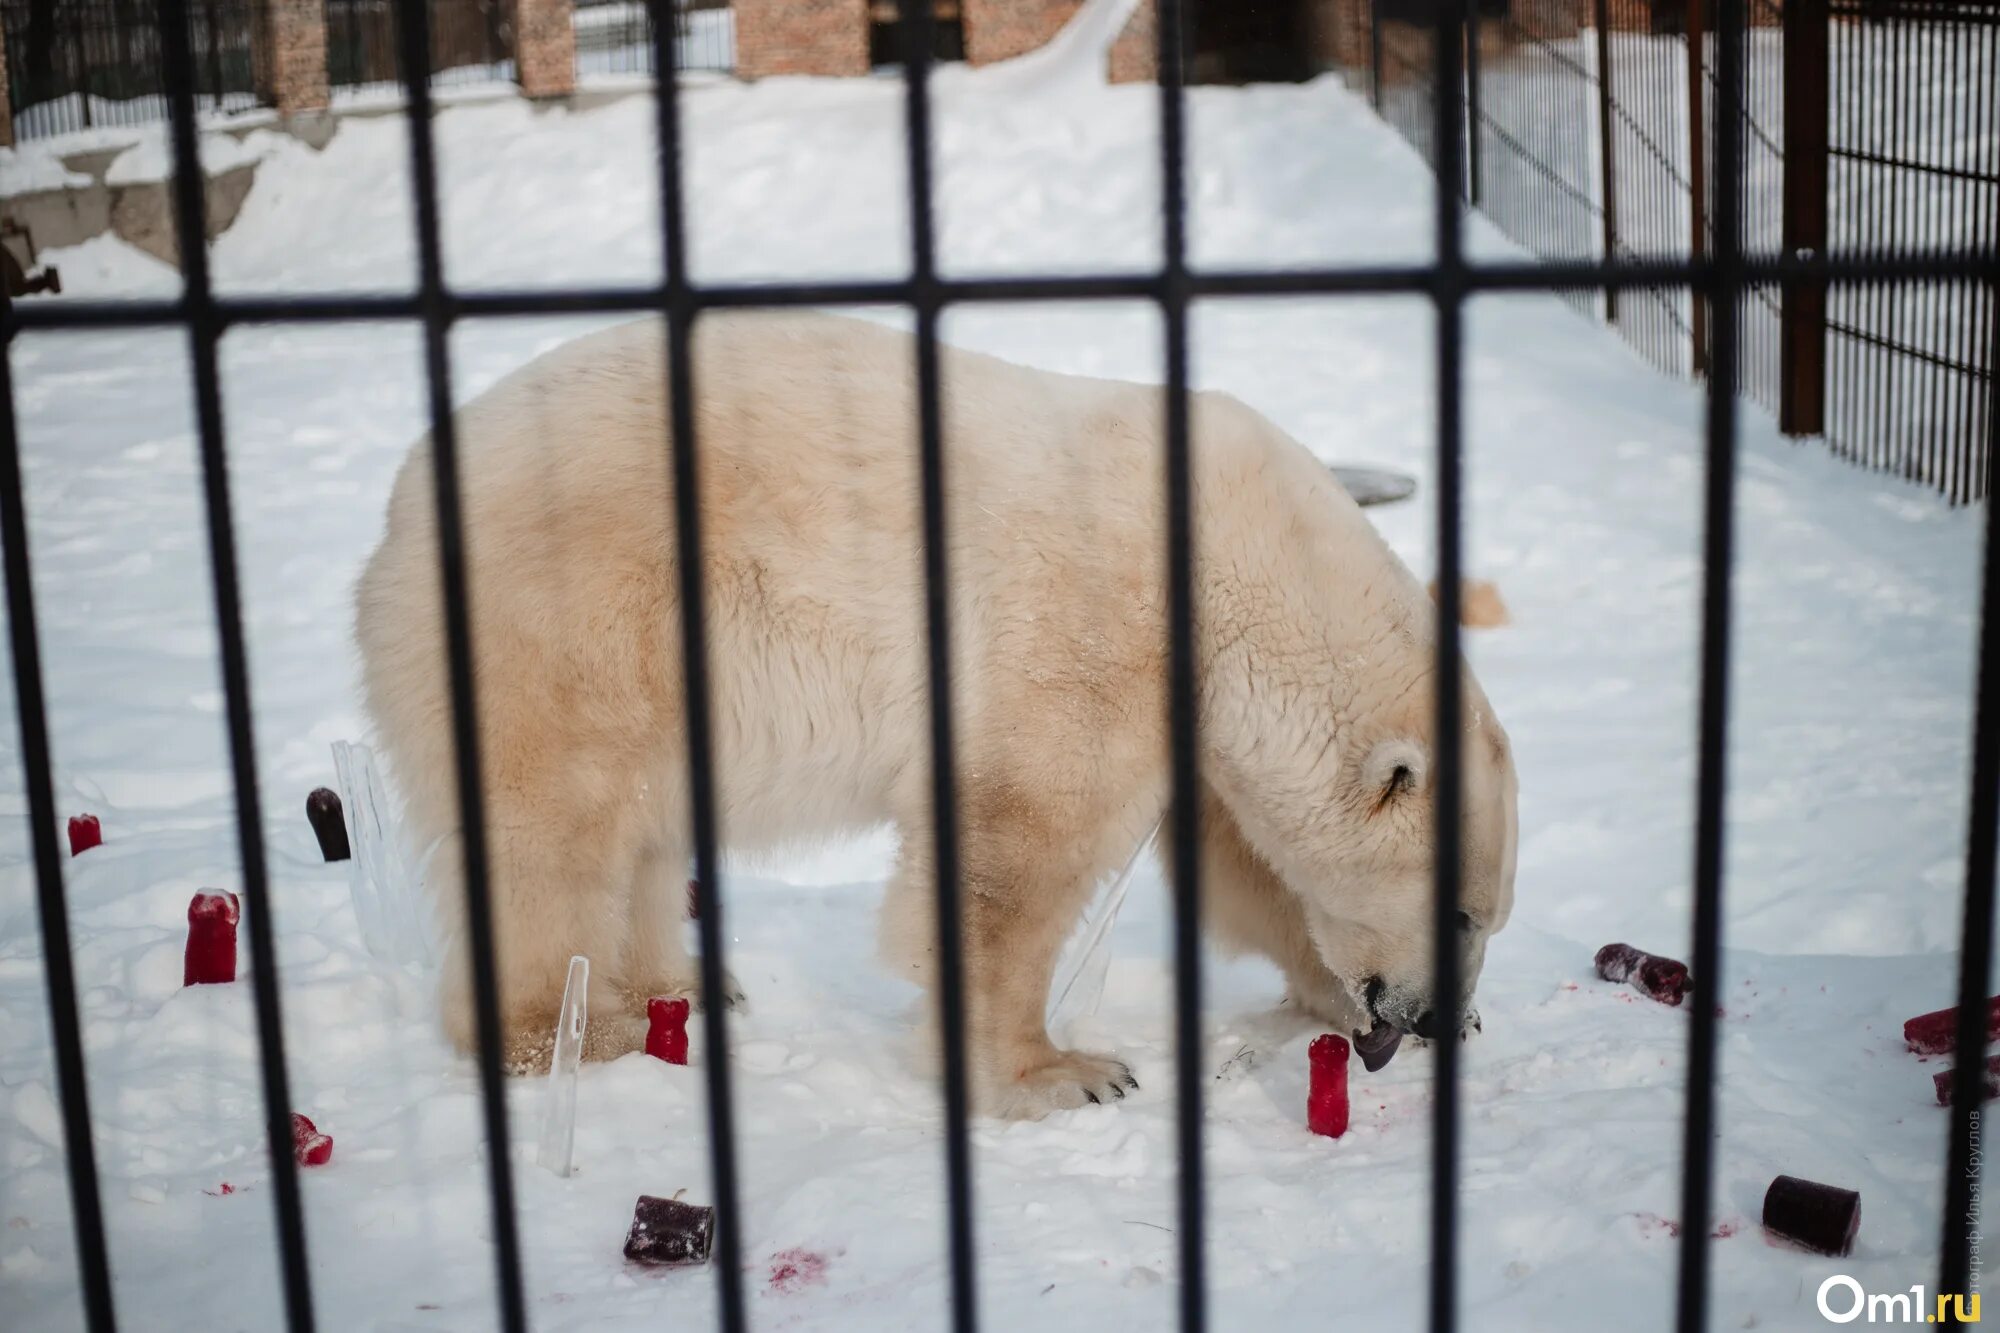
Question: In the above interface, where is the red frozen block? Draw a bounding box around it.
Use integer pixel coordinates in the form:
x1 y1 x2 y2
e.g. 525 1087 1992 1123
1903 996 2000 1056
647 996 690 1065
184 891 240 986
1594 942 1691 1007
68 814 101 856
291 1112 333 1167
1931 1055 2000 1106
1307 1034 1350 1139
1762 1174 1860 1257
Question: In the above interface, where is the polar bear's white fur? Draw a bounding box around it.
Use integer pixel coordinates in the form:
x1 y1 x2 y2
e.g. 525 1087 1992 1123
354 311 1518 1118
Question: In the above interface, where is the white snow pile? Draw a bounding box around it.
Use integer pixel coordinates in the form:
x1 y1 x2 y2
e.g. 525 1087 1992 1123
1 25 1990 1333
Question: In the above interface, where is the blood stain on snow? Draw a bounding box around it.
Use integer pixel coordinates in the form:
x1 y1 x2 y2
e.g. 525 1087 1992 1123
1633 1212 1681 1239
768 1249 829 1294
203 1183 235 1197
1712 1221 1740 1239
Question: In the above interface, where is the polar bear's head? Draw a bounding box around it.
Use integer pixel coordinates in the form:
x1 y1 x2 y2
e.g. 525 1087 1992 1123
1297 691 1519 1046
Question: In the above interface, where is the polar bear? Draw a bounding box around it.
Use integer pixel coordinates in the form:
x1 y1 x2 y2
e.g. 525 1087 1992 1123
354 310 1518 1119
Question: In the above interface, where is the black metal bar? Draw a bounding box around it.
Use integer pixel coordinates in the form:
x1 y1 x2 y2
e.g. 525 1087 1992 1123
1827 145 2000 188
387 0 528 1327
1827 317 1996 377
1938 109 2000 1294
1430 0 1467 1324
1153 0 1204 1329
1371 0 1385 111
892 0 979 1329
0 339 118 1333
1595 0 1620 324
1780 0 1829 437
1688 0 1709 377
1826 0 2000 24
155 0 316 1326
1463 0 1481 207
643 6 746 1329
1675 0 1744 1324
14 250 2000 339
1938 345 1999 1316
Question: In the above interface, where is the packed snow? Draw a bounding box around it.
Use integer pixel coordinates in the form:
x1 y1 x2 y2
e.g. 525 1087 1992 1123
1 13 1992 1333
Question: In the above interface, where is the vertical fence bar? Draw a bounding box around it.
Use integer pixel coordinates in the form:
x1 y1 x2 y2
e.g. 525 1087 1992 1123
1464 0 1481 207
1154 0 1205 1329
642 6 747 1330
1779 0 1827 437
1944 179 2000 1296
155 0 316 1327
1687 0 1708 377
1938 279 2000 1321
1674 0 1742 1325
0 348 117 1333
387 1 529 1328
1594 0 1619 323
892 0 980 1329
1371 0 1385 111
1429 0 1467 1323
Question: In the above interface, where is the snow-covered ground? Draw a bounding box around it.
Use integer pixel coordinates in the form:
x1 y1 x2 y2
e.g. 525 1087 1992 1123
1 16 1992 1332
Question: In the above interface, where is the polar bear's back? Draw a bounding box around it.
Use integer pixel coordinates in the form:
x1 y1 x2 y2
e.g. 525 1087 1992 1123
356 310 1185 840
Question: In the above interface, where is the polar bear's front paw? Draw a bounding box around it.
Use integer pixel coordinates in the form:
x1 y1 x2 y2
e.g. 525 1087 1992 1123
985 1050 1138 1119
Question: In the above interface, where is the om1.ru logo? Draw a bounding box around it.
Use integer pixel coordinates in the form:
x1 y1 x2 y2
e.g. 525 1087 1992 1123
1818 1275 1980 1324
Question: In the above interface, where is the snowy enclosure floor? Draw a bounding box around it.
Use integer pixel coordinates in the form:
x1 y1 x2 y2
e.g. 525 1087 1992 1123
0 29 1991 1333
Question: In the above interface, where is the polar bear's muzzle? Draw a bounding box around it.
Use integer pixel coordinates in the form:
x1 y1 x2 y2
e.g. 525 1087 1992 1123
1360 975 1483 1066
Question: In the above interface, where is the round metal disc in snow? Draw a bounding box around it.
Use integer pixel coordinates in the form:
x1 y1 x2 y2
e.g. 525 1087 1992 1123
1329 465 1418 506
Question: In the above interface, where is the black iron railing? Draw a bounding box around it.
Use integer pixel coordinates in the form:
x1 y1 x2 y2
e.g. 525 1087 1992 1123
1 1 1998 1332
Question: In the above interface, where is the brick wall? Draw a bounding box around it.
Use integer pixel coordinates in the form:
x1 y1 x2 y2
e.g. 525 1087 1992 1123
515 0 577 97
962 0 1084 65
737 0 872 78
1106 0 1156 83
252 0 330 116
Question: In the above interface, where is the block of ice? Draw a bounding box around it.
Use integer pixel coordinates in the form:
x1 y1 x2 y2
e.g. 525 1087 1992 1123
536 955 589 1179
1046 814 1159 1035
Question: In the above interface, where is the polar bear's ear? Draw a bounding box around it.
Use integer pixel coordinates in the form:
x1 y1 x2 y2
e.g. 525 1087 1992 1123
1362 739 1428 806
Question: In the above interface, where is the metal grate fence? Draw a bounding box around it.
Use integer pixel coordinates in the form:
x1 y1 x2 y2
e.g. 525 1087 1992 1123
0 0 258 139
1347 0 1999 500
1 1 1998 1332
572 0 733 79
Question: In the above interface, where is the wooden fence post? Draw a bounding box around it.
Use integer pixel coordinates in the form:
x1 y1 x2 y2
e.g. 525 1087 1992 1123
1594 0 1618 322
1779 0 1828 436
1687 0 1707 376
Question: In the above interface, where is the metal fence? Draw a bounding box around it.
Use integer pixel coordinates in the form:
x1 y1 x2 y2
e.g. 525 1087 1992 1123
0 0 258 139
2 0 1998 1332
1343 0 1999 501
573 0 732 79
326 0 512 96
